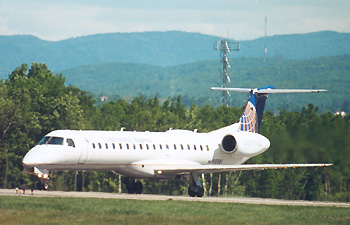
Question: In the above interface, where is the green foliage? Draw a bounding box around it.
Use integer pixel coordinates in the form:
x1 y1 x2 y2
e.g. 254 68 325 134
0 63 95 189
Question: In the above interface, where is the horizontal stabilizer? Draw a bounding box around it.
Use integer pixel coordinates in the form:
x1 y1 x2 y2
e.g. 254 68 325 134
154 163 332 175
211 87 327 94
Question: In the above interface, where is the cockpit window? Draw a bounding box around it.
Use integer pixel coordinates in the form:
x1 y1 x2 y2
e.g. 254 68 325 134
37 136 64 145
38 136 50 145
47 137 64 145
67 138 75 147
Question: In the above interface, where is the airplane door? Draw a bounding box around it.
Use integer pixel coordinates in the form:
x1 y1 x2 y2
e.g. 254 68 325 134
78 136 89 164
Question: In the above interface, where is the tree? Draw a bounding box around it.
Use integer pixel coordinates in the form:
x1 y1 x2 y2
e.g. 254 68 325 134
0 63 93 189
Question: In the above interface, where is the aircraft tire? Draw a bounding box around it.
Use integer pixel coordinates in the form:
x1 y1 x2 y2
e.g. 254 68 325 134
127 185 135 194
188 188 196 197
125 178 136 194
37 181 43 190
134 181 143 194
196 187 204 197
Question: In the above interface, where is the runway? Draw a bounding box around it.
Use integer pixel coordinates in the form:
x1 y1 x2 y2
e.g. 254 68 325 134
1 189 349 208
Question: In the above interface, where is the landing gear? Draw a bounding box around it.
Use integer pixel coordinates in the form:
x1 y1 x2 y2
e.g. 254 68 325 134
134 181 143 194
37 180 49 190
125 178 143 194
188 173 204 197
34 168 49 190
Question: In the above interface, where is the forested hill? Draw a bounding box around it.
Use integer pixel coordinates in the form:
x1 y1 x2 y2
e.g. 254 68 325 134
0 31 350 74
60 55 350 113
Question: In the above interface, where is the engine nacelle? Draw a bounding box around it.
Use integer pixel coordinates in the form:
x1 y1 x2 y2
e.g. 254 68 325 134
221 134 238 153
220 132 270 157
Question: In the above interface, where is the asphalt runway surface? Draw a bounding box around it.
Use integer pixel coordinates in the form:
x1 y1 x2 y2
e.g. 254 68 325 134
1 189 349 208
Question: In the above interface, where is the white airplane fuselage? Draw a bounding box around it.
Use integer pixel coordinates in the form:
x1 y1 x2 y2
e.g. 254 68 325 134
23 126 270 179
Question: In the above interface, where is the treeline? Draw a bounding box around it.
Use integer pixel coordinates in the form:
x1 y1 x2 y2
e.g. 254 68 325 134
1 63 349 202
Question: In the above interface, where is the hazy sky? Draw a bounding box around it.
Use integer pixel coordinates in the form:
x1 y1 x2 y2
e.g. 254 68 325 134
1 0 349 41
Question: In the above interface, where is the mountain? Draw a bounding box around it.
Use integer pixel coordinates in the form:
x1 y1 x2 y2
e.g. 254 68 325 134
1 31 350 78
240 31 350 59
60 55 350 113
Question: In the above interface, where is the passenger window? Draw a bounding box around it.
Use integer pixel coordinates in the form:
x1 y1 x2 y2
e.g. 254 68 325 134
206 145 210 151
112 143 115 149
187 144 190 150
133 144 136 150
200 145 203 151
153 144 156 150
174 144 177 150
105 143 108 149
194 145 197 150
140 144 143 150
92 143 96 149
119 143 122 149
159 144 162 150
126 144 129 149
98 143 102 149
180 144 184 150
166 144 169 149
67 138 75 147
146 144 149 150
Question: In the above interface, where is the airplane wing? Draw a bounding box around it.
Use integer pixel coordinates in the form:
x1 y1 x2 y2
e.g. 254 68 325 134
211 87 327 94
154 163 332 176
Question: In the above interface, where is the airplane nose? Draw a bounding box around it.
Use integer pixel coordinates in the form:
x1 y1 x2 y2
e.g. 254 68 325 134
23 145 72 168
23 146 48 166
23 148 38 165
23 148 40 174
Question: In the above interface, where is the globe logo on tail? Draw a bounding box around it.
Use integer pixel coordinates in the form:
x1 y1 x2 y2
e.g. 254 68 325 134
238 101 257 133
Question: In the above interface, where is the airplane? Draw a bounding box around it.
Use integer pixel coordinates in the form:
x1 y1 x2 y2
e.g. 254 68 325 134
22 86 331 197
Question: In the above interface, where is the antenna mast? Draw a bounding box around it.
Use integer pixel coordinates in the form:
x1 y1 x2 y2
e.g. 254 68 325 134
264 17 267 61
214 38 240 106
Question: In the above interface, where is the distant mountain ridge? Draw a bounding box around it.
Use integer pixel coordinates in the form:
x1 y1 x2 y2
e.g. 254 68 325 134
1 30 350 78
60 55 350 113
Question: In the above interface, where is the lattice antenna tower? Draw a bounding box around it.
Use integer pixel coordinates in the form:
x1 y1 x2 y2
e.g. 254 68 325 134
214 39 240 106
264 17 267 61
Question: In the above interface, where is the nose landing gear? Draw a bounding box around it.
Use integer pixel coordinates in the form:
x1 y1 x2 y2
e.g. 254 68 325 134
34 167 50 190
37 179 49 190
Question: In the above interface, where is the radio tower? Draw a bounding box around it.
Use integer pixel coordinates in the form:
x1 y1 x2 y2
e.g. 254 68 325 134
214 39 240 106
264 17 267 61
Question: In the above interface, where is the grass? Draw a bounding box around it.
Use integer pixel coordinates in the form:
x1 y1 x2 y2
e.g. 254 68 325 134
0 196 349 225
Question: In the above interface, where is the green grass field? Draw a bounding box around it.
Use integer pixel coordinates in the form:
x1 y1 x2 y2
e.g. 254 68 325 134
0 196 349 225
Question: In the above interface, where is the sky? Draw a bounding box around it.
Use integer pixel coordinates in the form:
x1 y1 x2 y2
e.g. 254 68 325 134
0 0 349 41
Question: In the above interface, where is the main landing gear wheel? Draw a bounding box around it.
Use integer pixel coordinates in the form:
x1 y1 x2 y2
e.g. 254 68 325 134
197 187 204 197
134 181 143 194
188 173 204 197
188 185 204 197
125 178 143 194
188 188 196 197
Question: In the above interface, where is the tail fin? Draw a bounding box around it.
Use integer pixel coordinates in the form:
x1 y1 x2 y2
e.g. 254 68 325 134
211 86 327 134
239 88 267 133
